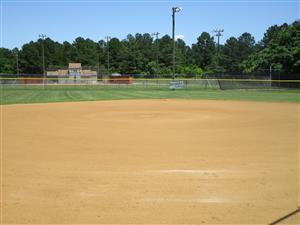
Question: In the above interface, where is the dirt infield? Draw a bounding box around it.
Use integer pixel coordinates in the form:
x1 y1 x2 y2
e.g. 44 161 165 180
2 99 299 224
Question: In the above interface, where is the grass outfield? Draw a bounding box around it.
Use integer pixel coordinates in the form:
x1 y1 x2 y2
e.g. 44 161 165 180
1 85 299 104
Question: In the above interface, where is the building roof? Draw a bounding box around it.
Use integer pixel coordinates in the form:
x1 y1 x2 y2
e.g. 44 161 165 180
47 63 98 78
69 63 82 69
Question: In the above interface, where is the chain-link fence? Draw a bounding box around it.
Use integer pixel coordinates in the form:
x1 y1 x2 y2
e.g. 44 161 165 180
0 75 299 90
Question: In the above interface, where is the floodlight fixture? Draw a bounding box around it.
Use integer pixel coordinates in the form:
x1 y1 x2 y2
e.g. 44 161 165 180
173 6 182 13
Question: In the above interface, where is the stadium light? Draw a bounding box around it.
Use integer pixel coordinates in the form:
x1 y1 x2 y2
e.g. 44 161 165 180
38 34 47 86
174 7 182 12
172 6 182 81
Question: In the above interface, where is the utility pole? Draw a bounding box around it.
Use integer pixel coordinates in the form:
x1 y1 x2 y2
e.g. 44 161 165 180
172 6 182 81
97 42 101 77
213 29 224 52
38 34 46 86
15 51 19 76
269 64 272 88
105 36 111 74
152 32 160 65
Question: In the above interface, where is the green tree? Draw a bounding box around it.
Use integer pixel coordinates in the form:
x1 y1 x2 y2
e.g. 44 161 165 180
192 32 216 69
219 32 255 73
1 21 298 76
73 37 98 67
158 35 173 70
241 20 300 74
219 37 240 72
0 48 15 74
19 41 42 74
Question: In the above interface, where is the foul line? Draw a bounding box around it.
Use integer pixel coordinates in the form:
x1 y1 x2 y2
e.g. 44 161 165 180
269 207 300 225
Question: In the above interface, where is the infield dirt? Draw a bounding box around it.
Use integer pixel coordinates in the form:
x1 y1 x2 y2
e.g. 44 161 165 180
2 99 299 224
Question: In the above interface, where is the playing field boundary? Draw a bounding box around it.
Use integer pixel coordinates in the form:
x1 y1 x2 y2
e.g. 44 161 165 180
269 207 300 225
1 77 300 82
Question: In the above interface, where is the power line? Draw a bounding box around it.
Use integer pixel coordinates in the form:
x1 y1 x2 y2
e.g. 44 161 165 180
213 29 224 51
14 51 19 76
151 32 160 65
105 36 111 73
152 32 160 40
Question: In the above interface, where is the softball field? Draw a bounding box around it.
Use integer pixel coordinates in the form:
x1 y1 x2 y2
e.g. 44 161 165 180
2 99 299 224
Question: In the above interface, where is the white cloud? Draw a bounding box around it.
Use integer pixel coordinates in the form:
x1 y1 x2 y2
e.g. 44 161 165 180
175 35 184 40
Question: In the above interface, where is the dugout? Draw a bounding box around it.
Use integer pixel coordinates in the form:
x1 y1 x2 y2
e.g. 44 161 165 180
109 73 133 84
18 75 44 84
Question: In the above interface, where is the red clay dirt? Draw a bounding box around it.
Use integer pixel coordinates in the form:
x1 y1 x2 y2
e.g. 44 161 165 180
2 99 299 224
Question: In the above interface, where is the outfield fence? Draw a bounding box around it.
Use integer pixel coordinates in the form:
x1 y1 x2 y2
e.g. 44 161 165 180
0 77 299 90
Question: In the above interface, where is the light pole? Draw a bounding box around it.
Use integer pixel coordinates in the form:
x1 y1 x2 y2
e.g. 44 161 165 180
172 6 182 80
105 36 111 74
39 34 46 85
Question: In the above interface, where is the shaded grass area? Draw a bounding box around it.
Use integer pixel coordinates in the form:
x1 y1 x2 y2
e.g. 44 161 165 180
1 85 299 105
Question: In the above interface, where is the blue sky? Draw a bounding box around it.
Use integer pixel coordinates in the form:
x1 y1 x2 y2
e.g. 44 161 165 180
1 0 299 49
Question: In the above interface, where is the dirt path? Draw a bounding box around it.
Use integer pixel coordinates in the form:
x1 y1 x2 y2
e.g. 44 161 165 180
2 99 299 224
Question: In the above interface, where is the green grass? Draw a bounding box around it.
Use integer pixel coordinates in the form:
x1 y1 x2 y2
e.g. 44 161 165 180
1 84 299 105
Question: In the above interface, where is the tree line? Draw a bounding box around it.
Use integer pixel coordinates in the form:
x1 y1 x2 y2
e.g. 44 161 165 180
0 20 299 78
